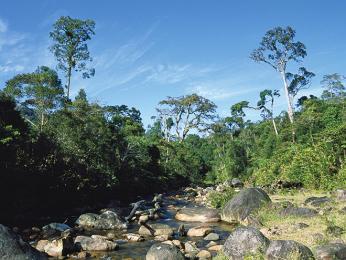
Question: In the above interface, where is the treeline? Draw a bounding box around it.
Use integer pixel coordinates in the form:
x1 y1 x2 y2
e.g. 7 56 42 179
0 17 345 224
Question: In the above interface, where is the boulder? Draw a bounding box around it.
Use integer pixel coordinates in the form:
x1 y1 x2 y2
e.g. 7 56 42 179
0 224 47 260
138 224 174 236
184 241 199 254
74 235 118 251
124 233 144 242
221 188 271 223
146 243 185 260
315 243 346 260
196 250 212 259
175 207 220 223
280 207 318 217
209 244 223 251
265 240 314 260
187 226 212 237
36 237 74 257
75 210 127 230
223 227 270 259
204 232 219 241
224 178 244 188
335 189 346 201
304 196 332 207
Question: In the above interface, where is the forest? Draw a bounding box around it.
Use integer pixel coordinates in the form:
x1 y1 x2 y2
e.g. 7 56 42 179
0 16 345 230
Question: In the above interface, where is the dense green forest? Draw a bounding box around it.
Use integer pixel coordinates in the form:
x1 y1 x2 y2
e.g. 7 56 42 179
1 17 345 225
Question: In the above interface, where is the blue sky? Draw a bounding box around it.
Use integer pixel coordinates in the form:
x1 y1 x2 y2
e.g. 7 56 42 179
1 0 345 127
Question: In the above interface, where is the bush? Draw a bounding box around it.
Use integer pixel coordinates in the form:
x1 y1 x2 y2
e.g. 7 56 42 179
207 187 236 208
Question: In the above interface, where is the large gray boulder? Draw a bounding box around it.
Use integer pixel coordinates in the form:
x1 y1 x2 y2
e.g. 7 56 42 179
223 227 270 259
175 207 220 222
315 243 346 260
74 235 118 251
265 240 314 260
0 224 47 260
146 243 185 260
75 210 127 230
221 188 271 223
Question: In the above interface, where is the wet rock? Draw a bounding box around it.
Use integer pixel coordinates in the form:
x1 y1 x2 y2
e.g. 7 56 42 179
315 243 346 259
175 207 220 222
146 243 185 260
203 233 219 241
124 233 144 242
280 206 318 217
77 251 91 258
305 196 332 207
138 223 174 237
74 235 118 251
221 188 271 224
41 223 71 238
335 189 346 201
223 227 270 259
187 226 212 237
0 224 47 260
138 215 149 225
36 237 74 257
265 240 314 260
196 250 211 259
76 210 127 230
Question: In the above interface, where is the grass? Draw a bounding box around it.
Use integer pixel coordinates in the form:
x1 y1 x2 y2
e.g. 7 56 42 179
256 190 346 248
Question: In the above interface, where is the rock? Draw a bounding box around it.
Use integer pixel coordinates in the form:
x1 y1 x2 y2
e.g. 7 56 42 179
152 194 163 203
265 240 314 260
335 189 346 201
124 233 144 242
74 235 118 251
312 233 325 243
196 250 211 259
146 243 185 260
41 223 71 239
326 225 344 236
154 234 171 241
77 251 90 258
184 241 199 254
203 233 219 241
293 223 309 230
221 188 271 223
36 237 74 257
138 224 174 236
208 244 222 251
223 227 270 259
0 224 47 260
175 207 220 223
280 207 318 217
226 178 244 188
305 196 332 207
206 241 217 248
315 243 346 260
75 210 127 230
187 226 212 237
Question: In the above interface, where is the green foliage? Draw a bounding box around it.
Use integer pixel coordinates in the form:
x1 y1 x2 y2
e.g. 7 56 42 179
207 187 235 208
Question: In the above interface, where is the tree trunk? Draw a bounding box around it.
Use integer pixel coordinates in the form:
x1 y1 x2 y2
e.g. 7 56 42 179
280 71 296 142
272 118 279 136
66 66 72 99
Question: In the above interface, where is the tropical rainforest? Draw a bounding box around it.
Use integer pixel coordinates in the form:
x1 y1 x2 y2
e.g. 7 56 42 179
1 16 345 226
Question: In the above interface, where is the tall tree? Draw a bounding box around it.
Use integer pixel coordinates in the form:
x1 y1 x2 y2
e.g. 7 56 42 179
50 16 95 99
3 66 64 132
157 94 217 141
257 89 280 136
250 26 307 124
321 73 346 100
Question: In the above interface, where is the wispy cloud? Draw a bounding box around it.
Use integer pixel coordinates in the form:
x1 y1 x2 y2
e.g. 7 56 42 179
0 18 7 33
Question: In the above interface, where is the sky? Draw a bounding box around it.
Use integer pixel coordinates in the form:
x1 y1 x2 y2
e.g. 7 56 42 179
1 0 346 128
